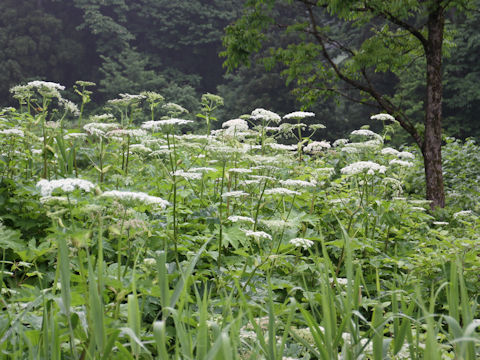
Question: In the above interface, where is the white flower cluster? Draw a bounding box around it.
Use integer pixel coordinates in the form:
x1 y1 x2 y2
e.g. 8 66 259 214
309 123 326 131
314 167 336 177
341 161 387 176
129 144 152 153
172 170 203 180
350 129 381 139
250 108 281 123
222 118 249 131
304 141 331 153
83 122 119 137
64 133 87 140
280 179 316 187
141 119 193 131
283 111 315 120
264 126 281 132
333 139 349 147
289 237 314 249
27 81 65 91
371 113 396 122
90 114 115 122
36 178 95 197
0 128 24 137
163 102 189 114
244 230 272 240
381 147 399 156
222 190 249 198
267 143 297 151
453 210 475 219
108 93 145 105
264 187 301 196
106 128 147 138
228 215 255 223
397 151 415 160
101 190 169 208
11 81 65 99
60 99 80 116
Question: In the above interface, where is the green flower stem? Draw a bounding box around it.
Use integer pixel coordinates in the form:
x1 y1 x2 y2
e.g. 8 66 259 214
218 160 226 273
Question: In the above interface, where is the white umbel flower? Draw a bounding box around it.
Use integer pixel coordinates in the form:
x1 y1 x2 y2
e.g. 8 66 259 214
381 147 400 156
129 144 152 153
228 216 255 223
341 161 387 176
141 119 193 131
106 128 147 138
36 178 95 197
84 122 119 137
332 139 348 147
290 238 314 249
304 141 331 153
264 188 301 196
267 143 297 151
280 179 317 187
389 159 413 167
172 170 203 180
397 151 415 160
250 108 281 123
27 80 65 91
0 128 24 137
283 111 315 119
371 113 395 122
244 230 272 240
60 99 80 116
222 118 249 131
453 210 475 219
222 191 249 198
100 190 169 208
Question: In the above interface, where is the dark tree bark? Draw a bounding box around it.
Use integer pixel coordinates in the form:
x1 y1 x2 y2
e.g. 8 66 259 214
422 5 446 208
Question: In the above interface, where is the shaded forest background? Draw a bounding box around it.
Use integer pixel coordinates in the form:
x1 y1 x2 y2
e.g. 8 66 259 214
1 0 479 140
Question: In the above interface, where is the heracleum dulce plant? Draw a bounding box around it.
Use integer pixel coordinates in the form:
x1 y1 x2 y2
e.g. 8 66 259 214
1 81 480 359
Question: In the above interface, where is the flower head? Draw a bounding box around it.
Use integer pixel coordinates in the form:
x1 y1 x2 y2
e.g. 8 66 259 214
371 113 396 122
141 119 193 131
341 161 387 176
222 190 249 198
36 178 95 197
283 111 315 120
0 128 24 138
264 187 301 196
290 237 314 249
84 122 120 137
59 99 80 116
228 215 255 223
101 190 169 208
304 141 331 153
244 230 272 240
222 118 249 131
250 108 281 123
172 170 203 180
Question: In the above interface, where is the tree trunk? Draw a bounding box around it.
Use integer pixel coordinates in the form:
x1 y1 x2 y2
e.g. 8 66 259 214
422 5 445 209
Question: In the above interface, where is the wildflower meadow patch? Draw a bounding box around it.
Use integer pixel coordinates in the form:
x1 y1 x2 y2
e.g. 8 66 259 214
0 81 479 359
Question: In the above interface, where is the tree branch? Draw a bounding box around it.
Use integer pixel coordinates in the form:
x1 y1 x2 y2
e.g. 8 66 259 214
361 3 429 49
300 1 423 146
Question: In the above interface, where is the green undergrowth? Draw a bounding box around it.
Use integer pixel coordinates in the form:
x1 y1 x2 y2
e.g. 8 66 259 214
0 81 479 359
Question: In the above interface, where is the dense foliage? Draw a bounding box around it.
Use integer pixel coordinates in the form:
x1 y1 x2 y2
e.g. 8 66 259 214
0 82 479 358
